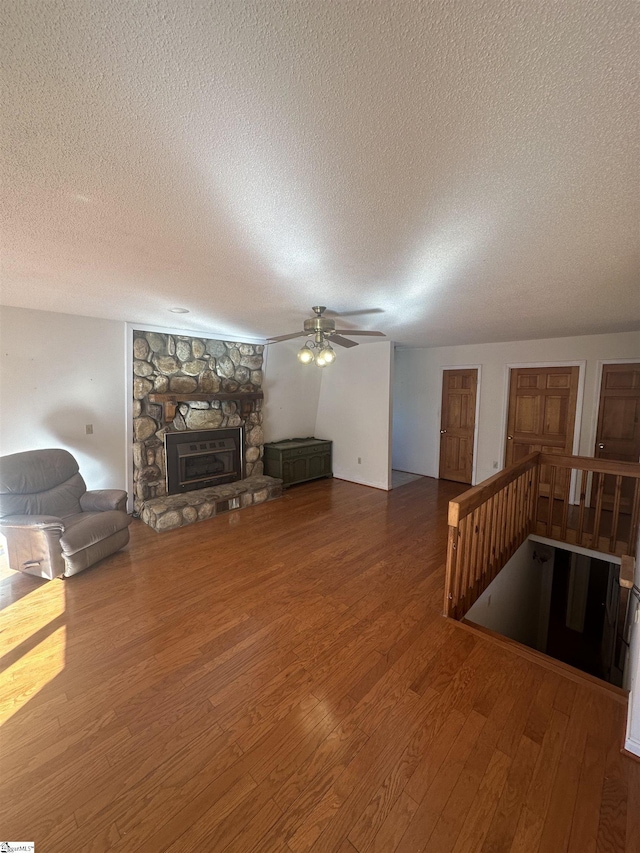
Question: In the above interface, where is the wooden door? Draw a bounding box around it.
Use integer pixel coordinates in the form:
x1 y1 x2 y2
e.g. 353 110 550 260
506 366 580 463
439 368 477 484
594 363 640 511
506 366 579 497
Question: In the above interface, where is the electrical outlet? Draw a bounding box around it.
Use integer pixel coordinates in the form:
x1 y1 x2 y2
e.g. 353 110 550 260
85 424 93 435
357 457 361 464
493 461 498 469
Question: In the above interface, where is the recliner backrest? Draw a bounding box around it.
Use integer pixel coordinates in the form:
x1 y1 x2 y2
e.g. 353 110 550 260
0 448 87 520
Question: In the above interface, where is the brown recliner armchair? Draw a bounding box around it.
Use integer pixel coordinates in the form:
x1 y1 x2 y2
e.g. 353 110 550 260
0 448 131 579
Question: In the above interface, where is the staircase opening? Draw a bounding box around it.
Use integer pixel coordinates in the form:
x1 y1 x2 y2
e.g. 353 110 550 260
465 540 632 687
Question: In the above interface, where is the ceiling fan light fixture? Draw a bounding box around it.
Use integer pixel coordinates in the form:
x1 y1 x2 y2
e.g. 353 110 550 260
271 307 384 365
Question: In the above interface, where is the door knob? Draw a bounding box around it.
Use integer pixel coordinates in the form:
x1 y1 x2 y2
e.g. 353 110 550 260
440 429 447 434
598 443 605 449
507 435 513 440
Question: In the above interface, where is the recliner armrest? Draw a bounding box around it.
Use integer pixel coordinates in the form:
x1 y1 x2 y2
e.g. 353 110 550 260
80 490 128 513
0 514 64 532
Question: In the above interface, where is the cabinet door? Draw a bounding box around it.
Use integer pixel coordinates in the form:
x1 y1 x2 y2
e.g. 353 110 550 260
308 451 330 479
283 456 309 484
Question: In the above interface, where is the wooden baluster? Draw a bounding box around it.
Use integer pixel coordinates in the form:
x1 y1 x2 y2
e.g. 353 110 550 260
513 477 522 551
444 524 458 616
547 466 557 537
518 472 527 536
506 481 516 554
486 494 497 581
467 507 480 609
531 463 540 535
513 475 522 541
455 515 468 616
509 479 517 554
560 466 571 541
489 494 500 581
577 469 588 547
500 482 509 559
524 471 533 536
484 499 493 596
455 521 465 616
495 482 505 572
476 501 488 602
591 472 605 550
609 475 623 553
453 516 465 612
514 477 522 551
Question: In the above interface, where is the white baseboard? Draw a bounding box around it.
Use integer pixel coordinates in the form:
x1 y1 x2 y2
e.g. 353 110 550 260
333 474 391 491
624 734 640 758
626 693 640 758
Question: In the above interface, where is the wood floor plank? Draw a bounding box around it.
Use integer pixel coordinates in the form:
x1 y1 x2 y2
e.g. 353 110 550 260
395 711 488 853
480 735 540 853
567 734 607 853
525 707 570 821
595 713 629 853
625 760 640 853
537 749 582 852
0 475 634 852
421 690 515 853
509 805 544 853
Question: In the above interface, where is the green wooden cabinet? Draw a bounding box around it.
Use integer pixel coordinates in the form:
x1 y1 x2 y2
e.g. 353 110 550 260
263 438 332 487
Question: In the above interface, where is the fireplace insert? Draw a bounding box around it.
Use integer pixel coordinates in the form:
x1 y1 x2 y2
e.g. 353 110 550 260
164 428 243 494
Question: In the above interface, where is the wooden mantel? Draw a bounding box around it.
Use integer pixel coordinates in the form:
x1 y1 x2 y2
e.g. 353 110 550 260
148 391 263 423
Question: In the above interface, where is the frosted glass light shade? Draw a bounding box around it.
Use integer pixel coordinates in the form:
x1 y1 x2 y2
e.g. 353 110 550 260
319 345 336 364
297 346 315 364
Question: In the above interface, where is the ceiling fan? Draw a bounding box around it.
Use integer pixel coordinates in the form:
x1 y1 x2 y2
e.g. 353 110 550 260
266 306 385 366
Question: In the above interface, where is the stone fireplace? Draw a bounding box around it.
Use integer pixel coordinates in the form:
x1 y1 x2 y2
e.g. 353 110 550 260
132 330 266 516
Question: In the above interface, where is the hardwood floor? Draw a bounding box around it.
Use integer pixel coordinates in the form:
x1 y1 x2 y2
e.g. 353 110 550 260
1 476 638 852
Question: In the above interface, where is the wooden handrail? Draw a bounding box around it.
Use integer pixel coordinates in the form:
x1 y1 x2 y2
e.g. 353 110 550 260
449 452 540 525
444 453 640 620
538 453 640 478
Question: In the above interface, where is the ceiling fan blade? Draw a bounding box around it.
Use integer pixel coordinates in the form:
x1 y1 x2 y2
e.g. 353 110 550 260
331 334 358 348
324 308 384 318
266 331 307 342
335 329 385 336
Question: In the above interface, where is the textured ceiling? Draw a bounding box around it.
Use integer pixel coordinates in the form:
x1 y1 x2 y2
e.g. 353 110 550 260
1 0 638 346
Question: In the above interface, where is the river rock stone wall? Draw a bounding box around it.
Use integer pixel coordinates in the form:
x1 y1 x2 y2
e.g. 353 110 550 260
132 330 264 514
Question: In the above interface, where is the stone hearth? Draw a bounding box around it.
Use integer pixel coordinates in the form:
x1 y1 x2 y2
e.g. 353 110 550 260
141 475 283 532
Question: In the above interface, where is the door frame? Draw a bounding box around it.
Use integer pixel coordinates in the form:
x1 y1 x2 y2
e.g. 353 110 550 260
499 361 586 506
588 358 640 461
438 364 482 485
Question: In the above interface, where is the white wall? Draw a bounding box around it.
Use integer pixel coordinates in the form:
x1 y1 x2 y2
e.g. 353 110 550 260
625 525 640 757
393 331 640 484
465 539 548 648
262 339 322 442
0 306 127 489
315 341 394 490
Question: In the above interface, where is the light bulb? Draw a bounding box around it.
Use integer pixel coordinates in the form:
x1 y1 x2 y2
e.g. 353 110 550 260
319 345 335 364
315 351 328 367
297 346 314 364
